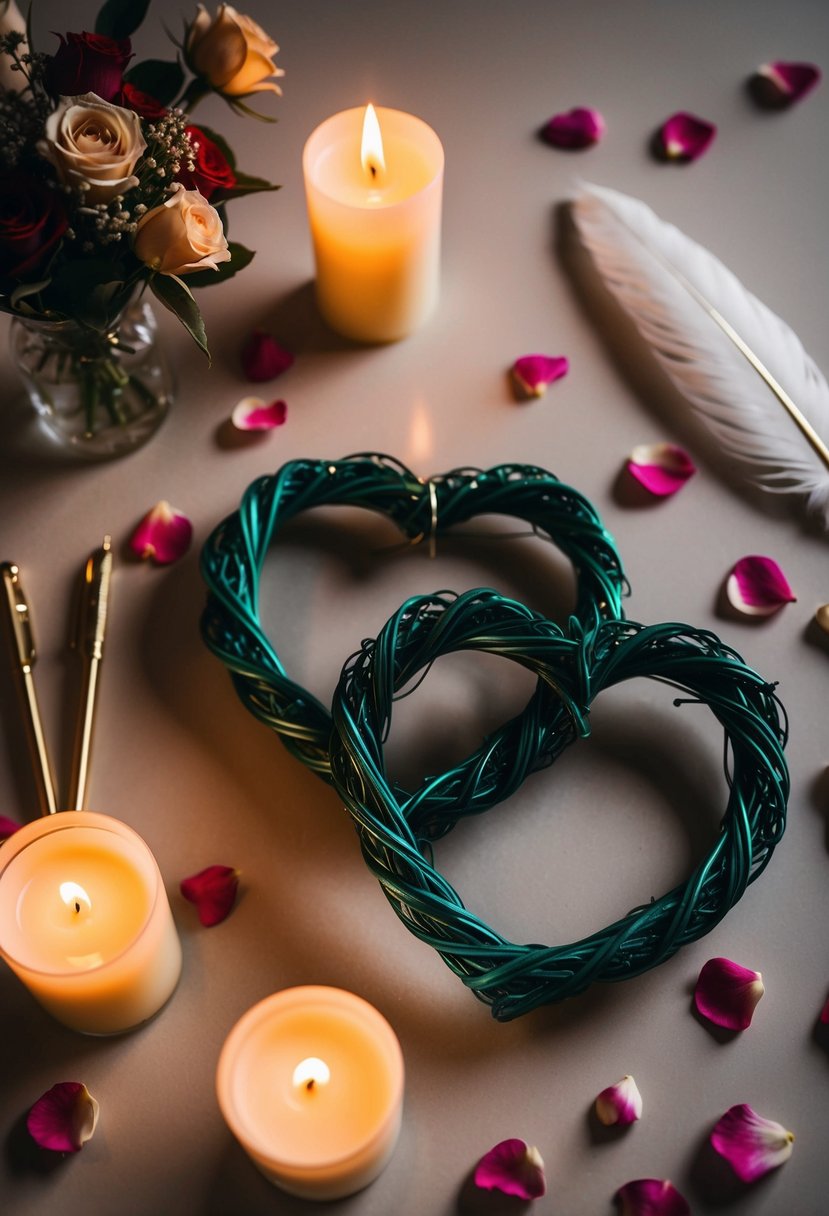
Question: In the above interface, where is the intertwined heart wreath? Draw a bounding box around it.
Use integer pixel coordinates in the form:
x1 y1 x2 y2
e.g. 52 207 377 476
201 454 788 1019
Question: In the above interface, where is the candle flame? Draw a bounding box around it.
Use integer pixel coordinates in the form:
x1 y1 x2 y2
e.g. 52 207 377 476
292 1056 331 1092
59 881 92 915
361 103 386 181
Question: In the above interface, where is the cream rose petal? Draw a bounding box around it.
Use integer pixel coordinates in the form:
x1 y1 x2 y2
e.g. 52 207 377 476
595 1074 643 1126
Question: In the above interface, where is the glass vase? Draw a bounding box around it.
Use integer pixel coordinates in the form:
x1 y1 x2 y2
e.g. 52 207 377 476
10 297 174 460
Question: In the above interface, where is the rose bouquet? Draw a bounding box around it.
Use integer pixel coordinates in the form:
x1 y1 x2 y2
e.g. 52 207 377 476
0 0 281 451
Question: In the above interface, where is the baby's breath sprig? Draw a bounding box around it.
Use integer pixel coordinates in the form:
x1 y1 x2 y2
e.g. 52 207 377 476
132 109 195 211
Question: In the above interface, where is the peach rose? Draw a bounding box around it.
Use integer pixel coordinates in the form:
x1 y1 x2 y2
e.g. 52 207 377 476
185 4 283 96
133 183 230 275
38 92 146 203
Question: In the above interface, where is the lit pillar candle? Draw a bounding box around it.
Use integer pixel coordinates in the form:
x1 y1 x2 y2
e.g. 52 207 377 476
217 986 404 1200
303 104 444 343
0 811 181 1035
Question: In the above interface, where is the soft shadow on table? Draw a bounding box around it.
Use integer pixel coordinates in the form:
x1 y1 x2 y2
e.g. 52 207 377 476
554 201 824 537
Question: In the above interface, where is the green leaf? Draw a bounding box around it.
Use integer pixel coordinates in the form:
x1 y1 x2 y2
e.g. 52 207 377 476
218 173 281 203
10 278 52 310
185 242 254 290
95 0 152 39
150 273 210 361
225 96 278 124
46 259 131 331
124 58 185 106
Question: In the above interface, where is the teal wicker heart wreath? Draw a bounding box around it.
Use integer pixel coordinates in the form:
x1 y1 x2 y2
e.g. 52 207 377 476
329 592 788 1020
200 452 628 792
200 454 788 1019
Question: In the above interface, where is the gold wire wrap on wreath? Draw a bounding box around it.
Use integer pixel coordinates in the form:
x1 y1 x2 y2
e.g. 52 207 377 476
200 453 629 791
328 591 789 1021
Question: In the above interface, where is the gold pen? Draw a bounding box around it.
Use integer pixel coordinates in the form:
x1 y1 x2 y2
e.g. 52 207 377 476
67 536 112 811
1 562 59 816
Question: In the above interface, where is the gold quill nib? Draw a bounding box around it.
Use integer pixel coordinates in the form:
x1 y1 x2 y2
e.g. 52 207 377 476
0 562 58 816
67 536 113 811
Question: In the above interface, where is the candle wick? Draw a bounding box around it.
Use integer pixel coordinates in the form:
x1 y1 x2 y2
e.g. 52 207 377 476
305 1078 315 1092
74 900 81 914
369 163 377 180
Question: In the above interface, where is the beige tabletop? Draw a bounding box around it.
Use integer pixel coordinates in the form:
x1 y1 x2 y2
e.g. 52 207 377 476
1 2 828 1213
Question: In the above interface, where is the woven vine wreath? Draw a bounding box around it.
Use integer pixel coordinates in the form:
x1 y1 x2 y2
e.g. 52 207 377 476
200 454 628 799
328 591 789 1021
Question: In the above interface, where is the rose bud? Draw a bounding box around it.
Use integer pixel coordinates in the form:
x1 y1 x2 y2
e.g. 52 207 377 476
120 82 168 119
133 184 230 275
185 4 284 97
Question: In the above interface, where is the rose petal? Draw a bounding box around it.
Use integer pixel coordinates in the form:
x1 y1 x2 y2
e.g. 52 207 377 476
511 354 569 399
753 61 821 107
694 957 765 1031
627 443 696 496
595 1074 643 1126
614 1179 690 1216
543 106 605 149
473 1138 546 1200
27 1082 99 1153
240 330 295 382
710 1103 794 1183
129 502 193 565
231 396 288 432
657 112 716 161
180 864 239 926
815 604 829 635
726 555 796 616
820 994 829 1025
0 815 21 840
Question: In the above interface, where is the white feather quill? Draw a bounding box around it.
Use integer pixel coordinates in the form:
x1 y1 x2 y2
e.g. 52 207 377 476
572 182 829 527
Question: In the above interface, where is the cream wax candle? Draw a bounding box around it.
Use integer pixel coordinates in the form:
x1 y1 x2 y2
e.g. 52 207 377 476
217 986 404 1200
0 811 181 1034
303 104 444 342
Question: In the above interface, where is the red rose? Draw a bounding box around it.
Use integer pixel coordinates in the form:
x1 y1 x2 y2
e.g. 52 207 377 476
178 126 237 200
120 82 167 120
46 32 133 103
0 172 68 281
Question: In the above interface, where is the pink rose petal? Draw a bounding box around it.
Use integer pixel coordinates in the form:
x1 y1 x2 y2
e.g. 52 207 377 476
726 555 796 617
27 1082 99 1153
473 1137 546 1200
657 112 716 161
753 61 821 107
694 957 764 1031
710 1103 794 1183
595 1074 643 1126
240 330 295 382
543 106 605 149
627 443 696 497
231 396 288 432
511 353 569 399
0 815 21 840
180 864 239 926
129 502 193 565
615 1179 690 1216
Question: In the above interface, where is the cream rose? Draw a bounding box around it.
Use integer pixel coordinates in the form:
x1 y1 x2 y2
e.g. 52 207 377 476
186 4 284 96
133 183 230 275
38 92 146 204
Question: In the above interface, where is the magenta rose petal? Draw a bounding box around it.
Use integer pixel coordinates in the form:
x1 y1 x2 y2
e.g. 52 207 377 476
543 106 605 149
820 994 829 1024
627 443 696 496
726 555 796 616
129 502 193 565
231 396 288 432
27 1082 99 1153
473 1138 546 1200
241 330 295 382
694 957 764 1030
595 1074 643 1126
753 61 821 106
710 1104 794 1182
0 815 21 840
511 354 569 400
180 864 240 927
657 112 716 161
614 1179 690 1216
